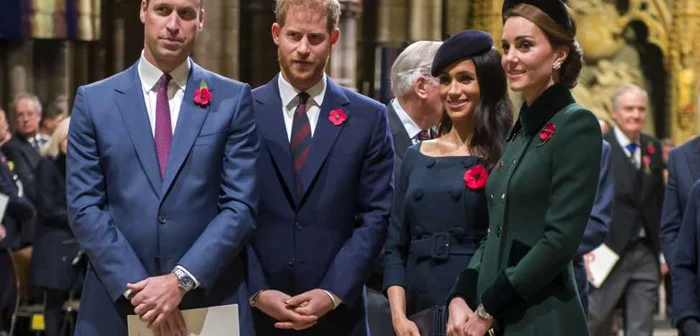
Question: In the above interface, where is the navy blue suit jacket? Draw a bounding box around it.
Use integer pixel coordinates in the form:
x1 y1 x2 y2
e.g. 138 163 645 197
577 140 614 256
672 180 700 327
66 61 259 335
248 75 394 335
662 136 700 266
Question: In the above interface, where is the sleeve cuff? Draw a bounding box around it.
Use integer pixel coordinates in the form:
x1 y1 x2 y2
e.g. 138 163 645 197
175 265 201 288
447 268 480 309
480 271 524 319
123 289 133 300
323 290 343 309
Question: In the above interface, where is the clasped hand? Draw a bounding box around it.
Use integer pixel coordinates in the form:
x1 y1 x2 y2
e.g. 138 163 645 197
128 273 186 334
256 289 335 331
447 297 493 336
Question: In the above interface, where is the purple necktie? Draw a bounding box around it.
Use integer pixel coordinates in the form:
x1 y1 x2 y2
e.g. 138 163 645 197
154 73 172 178
290 92 311 195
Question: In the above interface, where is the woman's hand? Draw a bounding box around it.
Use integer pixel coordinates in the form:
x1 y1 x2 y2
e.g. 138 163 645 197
447 297 472 336
463 313 493 336
392 316 421 336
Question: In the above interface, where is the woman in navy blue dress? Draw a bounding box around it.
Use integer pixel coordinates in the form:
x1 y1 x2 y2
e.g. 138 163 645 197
383 30 512 336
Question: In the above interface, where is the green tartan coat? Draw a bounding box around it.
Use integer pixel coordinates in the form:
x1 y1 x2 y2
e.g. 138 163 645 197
449 84 601 335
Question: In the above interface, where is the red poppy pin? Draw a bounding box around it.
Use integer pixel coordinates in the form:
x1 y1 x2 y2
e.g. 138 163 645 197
643 155 651 174
538 122 556 146
194 79 212 107
329 108 347 126
464 165 488 190
647 143 656 155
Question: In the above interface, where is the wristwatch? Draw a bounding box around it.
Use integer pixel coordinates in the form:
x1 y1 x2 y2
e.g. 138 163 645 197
173 267 196 293
475 303 493 321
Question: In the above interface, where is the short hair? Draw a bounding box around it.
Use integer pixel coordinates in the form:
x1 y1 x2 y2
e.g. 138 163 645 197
611 84 648 111
145 0 205 9
13 92 43 116
40 117 71 159
389 41 442 98
42 97 65 124
275 0 341 32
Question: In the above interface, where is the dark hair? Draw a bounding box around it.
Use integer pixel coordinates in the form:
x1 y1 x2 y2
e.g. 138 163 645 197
437 48 514 170
505 4 583 88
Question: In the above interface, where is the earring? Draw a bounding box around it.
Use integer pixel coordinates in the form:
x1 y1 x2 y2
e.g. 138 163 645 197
552 61 562 70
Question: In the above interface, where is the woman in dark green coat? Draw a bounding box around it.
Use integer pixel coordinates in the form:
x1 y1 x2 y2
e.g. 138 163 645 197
446 1 602 335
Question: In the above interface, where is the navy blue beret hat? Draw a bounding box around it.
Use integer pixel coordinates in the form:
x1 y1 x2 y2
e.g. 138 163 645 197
430 30 494 77
502 0 573 31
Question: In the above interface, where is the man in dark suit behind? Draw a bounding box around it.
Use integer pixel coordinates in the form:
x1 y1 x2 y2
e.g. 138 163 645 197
588 85 665 336
247 0 394 334
3 93 43 245
662 135 700 333
367 40 443 336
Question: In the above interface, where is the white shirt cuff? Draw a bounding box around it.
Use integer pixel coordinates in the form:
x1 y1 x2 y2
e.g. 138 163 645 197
124 289 133 300
175 265 201 288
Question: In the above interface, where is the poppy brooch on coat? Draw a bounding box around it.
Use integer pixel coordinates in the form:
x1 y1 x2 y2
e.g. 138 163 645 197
329 108 347 126
464 165 488 190
647 143 656 155
194 79 212 107
538 122 556 147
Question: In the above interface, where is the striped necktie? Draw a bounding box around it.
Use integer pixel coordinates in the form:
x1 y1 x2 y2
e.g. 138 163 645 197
290 92 311 195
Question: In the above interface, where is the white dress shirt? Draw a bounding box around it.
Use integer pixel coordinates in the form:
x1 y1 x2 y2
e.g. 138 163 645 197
614 126 641 169
137 51 191 136
278 73 327 141
124 52 199 299
391 99 425 145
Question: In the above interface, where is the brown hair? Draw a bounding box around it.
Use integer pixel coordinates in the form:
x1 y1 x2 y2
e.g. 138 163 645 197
275 0 341 33
504 4 583 88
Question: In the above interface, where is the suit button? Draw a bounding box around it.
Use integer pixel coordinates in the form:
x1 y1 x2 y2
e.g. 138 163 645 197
158 215 167 224
497 226 503 236
501 193 506 201
288 259 295 267
295 222 302 231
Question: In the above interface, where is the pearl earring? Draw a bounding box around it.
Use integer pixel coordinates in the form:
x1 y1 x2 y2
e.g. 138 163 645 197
553 61 562 70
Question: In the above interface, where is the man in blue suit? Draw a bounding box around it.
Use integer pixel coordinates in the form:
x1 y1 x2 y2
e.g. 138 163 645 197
246 0 394 335
662 136 700 333
574 140 614 313
672 180 700 335
66 0 259 335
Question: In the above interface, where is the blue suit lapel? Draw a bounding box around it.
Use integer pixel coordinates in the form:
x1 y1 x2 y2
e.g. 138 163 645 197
254 76 298 204
687 145 700 182
160 62 210 197
299 79 350 199
114 64 161 195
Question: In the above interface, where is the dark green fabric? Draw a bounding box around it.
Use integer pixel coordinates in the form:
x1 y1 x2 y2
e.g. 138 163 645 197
450 84 600 335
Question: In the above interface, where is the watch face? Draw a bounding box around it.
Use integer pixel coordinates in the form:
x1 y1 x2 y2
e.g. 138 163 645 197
180 277 194 289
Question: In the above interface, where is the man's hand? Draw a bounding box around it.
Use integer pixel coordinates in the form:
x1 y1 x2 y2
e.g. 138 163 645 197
152 308 189 336
447 297 472 336
255 290 318 331
0 224 6 241
128 273 184 327
463 313 493 336
285 289 334 321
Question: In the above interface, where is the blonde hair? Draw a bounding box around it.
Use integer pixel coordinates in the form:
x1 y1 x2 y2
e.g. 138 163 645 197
40 117 70 159
275 0 341 32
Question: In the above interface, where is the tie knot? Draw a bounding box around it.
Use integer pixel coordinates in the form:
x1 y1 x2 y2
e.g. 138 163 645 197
626 143 639 154
160 73 172 88
297 92 310 105
416 130 432 141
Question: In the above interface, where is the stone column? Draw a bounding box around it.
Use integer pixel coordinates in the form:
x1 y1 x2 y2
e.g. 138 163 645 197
193 0 224 74
408 0 442 41
241 0 277 87
377 0 407 46
669 0 700 143
330 0 362 89
444 0 470 35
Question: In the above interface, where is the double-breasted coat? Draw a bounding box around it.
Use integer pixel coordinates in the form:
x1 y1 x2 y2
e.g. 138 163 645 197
449 84 601 335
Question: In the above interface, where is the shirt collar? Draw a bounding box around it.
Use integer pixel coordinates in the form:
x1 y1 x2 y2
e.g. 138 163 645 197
278 73 327 109
391 99 422 139
613 126 640 148
138 50 191 92
516 83 575 136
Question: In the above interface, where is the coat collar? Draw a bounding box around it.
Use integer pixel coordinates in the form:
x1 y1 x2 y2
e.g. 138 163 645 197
516 84 575 136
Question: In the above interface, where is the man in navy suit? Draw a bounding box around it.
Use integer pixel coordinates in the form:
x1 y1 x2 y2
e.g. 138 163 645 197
66 0 259 335
672 180 700 335
247 0 394 335
662 136 700 333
